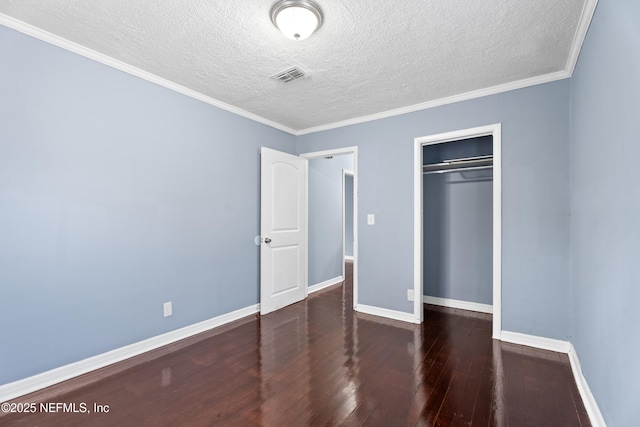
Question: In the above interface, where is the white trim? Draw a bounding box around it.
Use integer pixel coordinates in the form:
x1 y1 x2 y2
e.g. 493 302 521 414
423 296 493 314
501 332 608 427
1 4 597 138
296 0 597 136
413 138 424 323
300 147 358 310
308 276 343 294
568 343 607 427
0 304 259 402
298 74 567 135
500 331 570 354
1 0 597 139
492 126 502 339
344 255 354 261
295 0 598 135
414 124 502 335
297 0 597 138
566 0 599 76
355 304 418 324
299 147 356 159
0 14 297 136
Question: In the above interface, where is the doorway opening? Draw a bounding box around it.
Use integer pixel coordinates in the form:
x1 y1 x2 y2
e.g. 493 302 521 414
343 169 354 269
414 125 502 338
301 147 359 310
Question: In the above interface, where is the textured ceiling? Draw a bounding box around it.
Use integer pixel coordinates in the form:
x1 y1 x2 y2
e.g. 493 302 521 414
0 0 595 134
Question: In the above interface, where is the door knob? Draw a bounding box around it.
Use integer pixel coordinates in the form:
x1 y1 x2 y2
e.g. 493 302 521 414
264 237 272 244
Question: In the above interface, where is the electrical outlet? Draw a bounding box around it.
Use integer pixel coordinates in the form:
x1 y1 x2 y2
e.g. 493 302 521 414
163 302 172 317
407 289 414 301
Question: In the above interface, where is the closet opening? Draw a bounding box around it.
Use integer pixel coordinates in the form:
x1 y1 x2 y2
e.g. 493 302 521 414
423 136 493 313
413 125 501 338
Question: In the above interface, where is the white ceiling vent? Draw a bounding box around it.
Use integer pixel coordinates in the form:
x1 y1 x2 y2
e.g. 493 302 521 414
271 66 309 83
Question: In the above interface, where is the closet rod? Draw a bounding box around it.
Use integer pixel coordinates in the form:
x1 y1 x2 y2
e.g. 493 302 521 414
442 154 492 163
423 165 493 175
423 155 492 173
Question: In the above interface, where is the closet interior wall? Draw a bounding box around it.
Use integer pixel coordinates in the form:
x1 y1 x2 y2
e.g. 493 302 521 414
423 136 493 306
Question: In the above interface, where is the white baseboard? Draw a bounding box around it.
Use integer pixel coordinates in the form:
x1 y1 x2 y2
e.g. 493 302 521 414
500 331 570 353
499 332 607 426
356 304 418 324
423 295 493 314
344 255 354 261
568 343 607 427
308 276 343 294
0 304 259 402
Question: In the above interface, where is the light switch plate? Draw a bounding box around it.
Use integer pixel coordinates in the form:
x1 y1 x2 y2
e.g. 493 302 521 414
367 214 375 225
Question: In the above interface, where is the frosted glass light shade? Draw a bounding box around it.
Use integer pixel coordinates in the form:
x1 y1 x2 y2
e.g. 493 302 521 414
271 0 323 41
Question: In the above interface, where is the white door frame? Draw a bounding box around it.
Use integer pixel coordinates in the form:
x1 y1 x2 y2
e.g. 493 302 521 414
414 124 502 338
342 169 354 279
300 147 359 310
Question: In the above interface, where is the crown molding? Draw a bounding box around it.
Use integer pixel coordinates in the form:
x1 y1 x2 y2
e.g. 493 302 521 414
0 14 298 136
1 0 599 138
565 0 599 76
296 0 599 136
296 70 570 135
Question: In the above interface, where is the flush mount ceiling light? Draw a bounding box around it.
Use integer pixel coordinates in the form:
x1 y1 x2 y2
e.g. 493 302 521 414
271 0 323 41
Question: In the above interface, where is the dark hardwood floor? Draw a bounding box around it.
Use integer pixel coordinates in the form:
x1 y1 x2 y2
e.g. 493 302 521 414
3 262 590 426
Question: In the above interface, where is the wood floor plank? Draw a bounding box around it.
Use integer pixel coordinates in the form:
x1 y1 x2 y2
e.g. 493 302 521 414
2 262 590 426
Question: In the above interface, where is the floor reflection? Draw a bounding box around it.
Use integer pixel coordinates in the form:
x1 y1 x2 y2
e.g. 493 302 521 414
492 339 506 427
3 262 589 426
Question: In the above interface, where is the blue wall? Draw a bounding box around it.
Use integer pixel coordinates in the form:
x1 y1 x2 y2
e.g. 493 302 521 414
9 10 629 419
344 174 354 258
570 1 640 425
423 172 493 305
296 80 571 340
308 155 353 285
0 25 294 384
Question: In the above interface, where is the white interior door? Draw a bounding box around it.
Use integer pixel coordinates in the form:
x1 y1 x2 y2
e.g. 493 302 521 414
260 147 308 315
